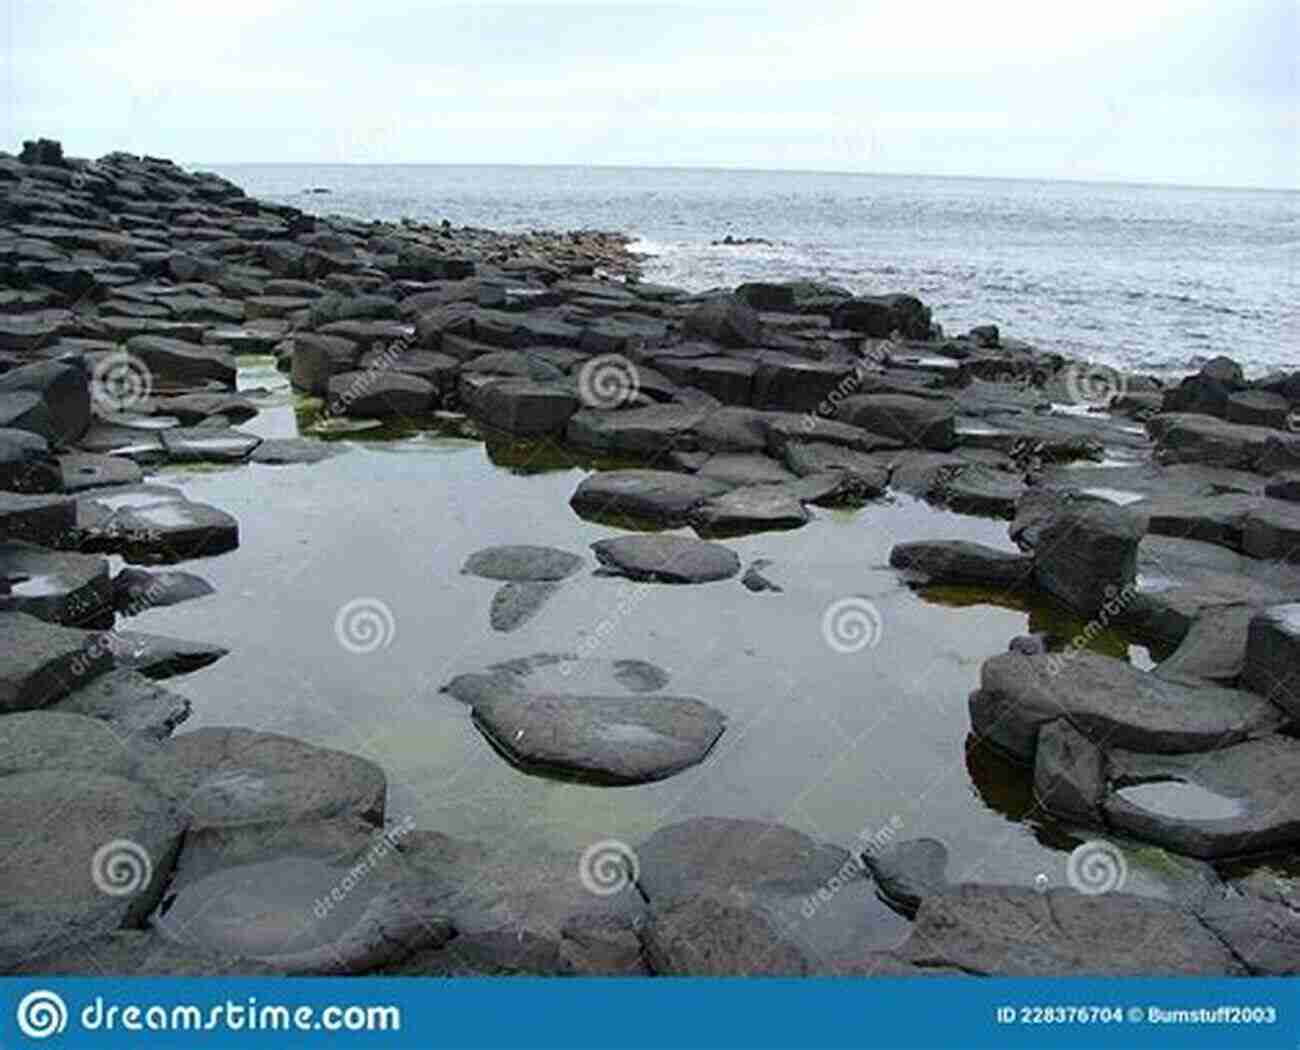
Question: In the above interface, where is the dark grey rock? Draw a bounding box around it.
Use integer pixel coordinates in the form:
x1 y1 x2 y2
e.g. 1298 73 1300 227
249 438 340 465
462 544 584 581
1195 897 1300 975
489 581 561 632
682 296 762 347
472 692 726 784
1242 603 1300 719
163 726 387 830
837 393 955 450
105 630 229 679
693 486 812 535
58 452 142 492
1032 719 1105 824
469 378 577 435
971 650 1284 762
566 403 709 456
11 930 286 976
641 894 809 976
894 885 1241 975
570 469 730 525
1033 502 1144 617
889 540 1032 587
160 426 261 463
327 370 434 417
861 838 951 917
1104 736 1300 859
112 567 214 614
383 931 572 976
741 558 783 593
290 333 360 395
126 334 235 390
592 534 740 583
1226 390 1290 429
49 669 192 740
0 611 111 711
0 541 112 627
781 441 891 495
0 428 59 492
0 359 90 445
694 452 797 487
1153 606 1253 684
1265 473 1300 502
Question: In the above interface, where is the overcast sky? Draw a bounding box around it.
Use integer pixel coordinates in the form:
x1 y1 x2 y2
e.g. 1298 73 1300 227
4 1 1296 187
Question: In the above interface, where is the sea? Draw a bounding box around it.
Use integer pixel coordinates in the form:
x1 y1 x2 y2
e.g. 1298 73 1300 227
211 163 1299 379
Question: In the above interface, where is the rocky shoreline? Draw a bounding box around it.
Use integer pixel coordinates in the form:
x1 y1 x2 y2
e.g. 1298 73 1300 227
1 139 1298 977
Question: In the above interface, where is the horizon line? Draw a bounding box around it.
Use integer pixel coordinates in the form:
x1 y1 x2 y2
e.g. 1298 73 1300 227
196 159 1300 195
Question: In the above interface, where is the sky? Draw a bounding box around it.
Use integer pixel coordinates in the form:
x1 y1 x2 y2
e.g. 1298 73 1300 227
3 0 1296 188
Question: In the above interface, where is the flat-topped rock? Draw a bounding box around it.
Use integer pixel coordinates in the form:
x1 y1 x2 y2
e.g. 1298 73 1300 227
1104 735 1300 859
837 393 955 450
780 441 891 495
488 581 561 632
442 653 670 706
890 540 1033 588
565 403 709 455
0 491 75 545
49 668 192 740
692 485 812 535
77 487 239 563
162 727 387 830
971 650 1285 762
327 370 434 417
462 544 584 581
693 451 797 487
894 885 1241 976
1150 412 1300 474
592 534 740 583
0 768 185 971
0 541 112 627
570 469 730 525
469 378 577 435
471 692 726 784
1033 501 1144 617
126 334 235 390
58 451 143 492
152 820 451 975
0 611 111 712
103 630 229 679
160 426 262 463
112 566 215 614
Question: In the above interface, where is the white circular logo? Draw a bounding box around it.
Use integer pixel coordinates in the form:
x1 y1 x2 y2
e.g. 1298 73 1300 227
577 354 640 410
821 597 884 654
91 839 152 897
16 990 68 1040
1063 362 1127 406
333 598 396 655
91 352 153 413
578 839 639 897
1066 840 1128 895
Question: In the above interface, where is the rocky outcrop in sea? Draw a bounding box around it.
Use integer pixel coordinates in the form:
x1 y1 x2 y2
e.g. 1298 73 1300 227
1 139 1298 977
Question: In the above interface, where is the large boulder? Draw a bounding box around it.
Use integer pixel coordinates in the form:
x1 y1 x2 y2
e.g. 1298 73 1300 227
889 540 1033 588
1241 604 1300 719
289 333 360 395
570 470 730 525
1104 735 1300 859
326 371 434 418
0 360 90 445
836 394 955 450
125 335 236 390
591 535 740 584
471 692 726 784
468 379 578 436
970 650 1285 762
683 296 762 347
830 294 931 339
1031 501 1144 617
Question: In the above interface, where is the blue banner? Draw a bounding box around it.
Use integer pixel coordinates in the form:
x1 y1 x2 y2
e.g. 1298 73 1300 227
2 978 1295 1049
